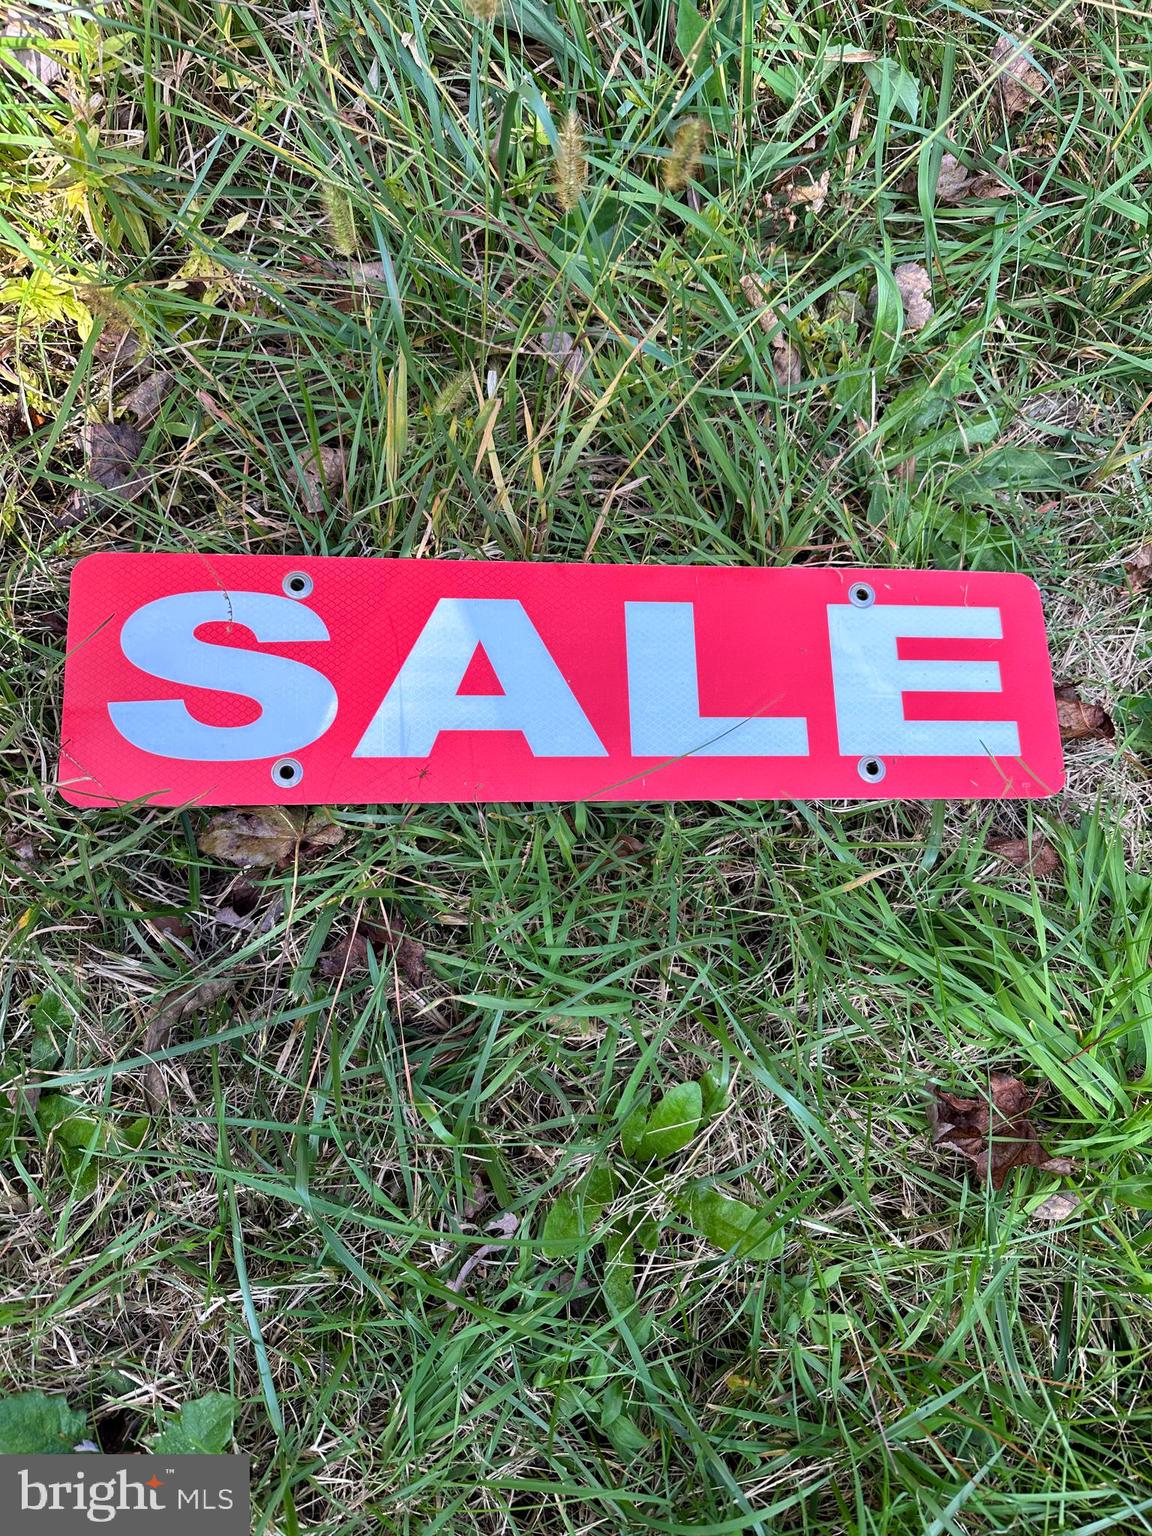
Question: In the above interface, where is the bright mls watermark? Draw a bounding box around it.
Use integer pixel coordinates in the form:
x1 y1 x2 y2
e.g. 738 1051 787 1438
2 1456 250 1533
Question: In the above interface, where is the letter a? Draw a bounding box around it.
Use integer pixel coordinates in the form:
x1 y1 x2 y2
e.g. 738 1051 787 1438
355 599 606 757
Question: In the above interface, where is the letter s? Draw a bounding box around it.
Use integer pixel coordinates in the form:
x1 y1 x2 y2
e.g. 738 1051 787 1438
109 591 337 761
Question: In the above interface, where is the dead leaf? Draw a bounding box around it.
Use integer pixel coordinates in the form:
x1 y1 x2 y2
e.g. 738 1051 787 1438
1124 545 1152 594
4 1075 40 1114
966 167 1014 200
148 912 193 946
461 1173 489 1221
1033 1190 1082 1222
318 930 370 980
773 342 802 389
1055 685 1115 743
614 834 645 858
199 808 343 868
296 443 346 514
538 329 585 383
992 33 1049 116
94 327 146 370
740 272 802 384
143 979 231 1109
319 913 429 986
987 836 1061 878
770 163 829 224
3 8 65 84
934 153 973 202
300 818 344 854
739 273 783 339
446 1211 519 1306
788 168 828 213
85 421 148 501
894 262 933 332
119 370 174 425
200 810 299 866
346 259 388 284
388 931 428 987
930 1073 1074 1189
4 821 39 866
929 152 1012 204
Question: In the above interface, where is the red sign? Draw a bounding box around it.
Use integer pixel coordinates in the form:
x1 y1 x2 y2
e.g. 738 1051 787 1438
58 554 1063 807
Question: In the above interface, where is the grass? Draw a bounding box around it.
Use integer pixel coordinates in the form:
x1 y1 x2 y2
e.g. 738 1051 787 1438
2 0 1152 1530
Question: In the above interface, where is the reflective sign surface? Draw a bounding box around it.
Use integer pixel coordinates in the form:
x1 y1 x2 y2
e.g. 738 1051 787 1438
59 554 1064 807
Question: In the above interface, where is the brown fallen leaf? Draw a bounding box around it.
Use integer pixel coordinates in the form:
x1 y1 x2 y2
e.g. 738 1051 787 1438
894 262 933 332
987 836 1061 878
148 911 194 946
85 421 148 501
346 259 389 284
538 329 585 383
301 818 344 854
4 820 39 867
94 326 146 370
787 168 829 213
446 1211 519 1307
966 168 1014 200
200 809 299 866
868 262 934 334
934 153 973 202
1033 1190 1082 1222
119 370 175 426
739 273 783 338
930 1073 1075 1189
319 913 429 986
199 808 343 868
3 8 65 84
385 929 428 988
1124 545 1152 594
770 165 829 229
740 274 804 386
142 978 231 1109
773 342 802 389
1055 685 1114 743
928 152 1012 204
992 34 1049 116
319 930 370 979
296 442 346 514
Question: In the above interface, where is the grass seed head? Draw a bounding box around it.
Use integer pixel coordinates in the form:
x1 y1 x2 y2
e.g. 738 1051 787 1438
321 185 358 257
554 111 586 212
433 370 473 417
664 118 707 192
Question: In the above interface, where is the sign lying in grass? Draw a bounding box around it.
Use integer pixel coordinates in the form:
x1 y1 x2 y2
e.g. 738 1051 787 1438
59 554 1063 806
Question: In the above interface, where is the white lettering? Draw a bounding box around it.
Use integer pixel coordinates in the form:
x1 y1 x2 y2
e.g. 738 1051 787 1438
354 598 606 757
828 604 1020 756
625 602 808 757
109 591 338 761
19 1471 47 1510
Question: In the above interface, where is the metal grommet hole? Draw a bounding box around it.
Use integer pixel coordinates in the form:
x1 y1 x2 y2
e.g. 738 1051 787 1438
272 757 303 788
283 570 313 599
857 756 886 784
849 581 875 608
